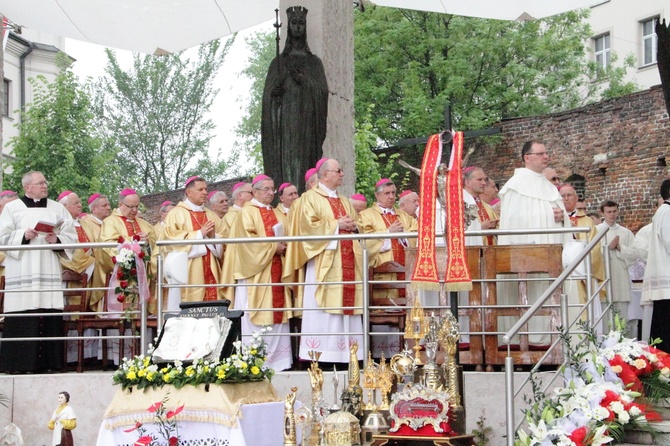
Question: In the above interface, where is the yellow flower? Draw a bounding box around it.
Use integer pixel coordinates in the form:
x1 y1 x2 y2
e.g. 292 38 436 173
163 374 172 383
126 371 137 380
250 349 257 355
217 369 226 379
146 372 155 381
137 369 146 378
251 366 260 375
185 367 196 377
241 363 248 369
143 357 150 367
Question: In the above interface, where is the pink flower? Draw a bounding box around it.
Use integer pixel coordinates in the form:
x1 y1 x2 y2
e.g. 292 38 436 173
166 404 185 419
134 436 153 446
147 401 162 413
122 421 142 432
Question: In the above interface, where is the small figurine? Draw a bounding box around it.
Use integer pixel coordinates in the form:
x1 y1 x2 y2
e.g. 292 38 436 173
48 391 76 446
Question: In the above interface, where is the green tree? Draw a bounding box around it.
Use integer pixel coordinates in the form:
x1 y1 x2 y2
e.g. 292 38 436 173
353 7 636 145
93 38 234 194
6 52 104 198
234 31 276 172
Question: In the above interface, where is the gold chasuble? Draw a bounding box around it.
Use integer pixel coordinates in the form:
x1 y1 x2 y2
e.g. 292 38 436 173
474 197 498 245
284 187 363 315
358 205 417 300
100 209 158 312
221 206 240 238
60 222 95 274
163 202 224 302
223 202 291 325
79 216 113 312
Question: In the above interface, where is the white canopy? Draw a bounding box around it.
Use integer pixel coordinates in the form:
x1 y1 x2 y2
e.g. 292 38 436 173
0 0 605 54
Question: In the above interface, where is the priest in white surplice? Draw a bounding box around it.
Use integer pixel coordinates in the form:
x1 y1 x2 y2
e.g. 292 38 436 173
498 141 570 346
0 171 77 374
283 158 364 363
642 179 670 346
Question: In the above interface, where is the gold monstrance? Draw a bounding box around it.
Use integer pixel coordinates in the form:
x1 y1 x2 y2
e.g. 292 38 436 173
405 298 428 365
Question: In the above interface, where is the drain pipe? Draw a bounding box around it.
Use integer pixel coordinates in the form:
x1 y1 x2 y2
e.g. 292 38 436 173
19 42 35 112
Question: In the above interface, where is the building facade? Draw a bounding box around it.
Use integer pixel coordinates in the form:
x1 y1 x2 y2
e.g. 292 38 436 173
588 0 667 90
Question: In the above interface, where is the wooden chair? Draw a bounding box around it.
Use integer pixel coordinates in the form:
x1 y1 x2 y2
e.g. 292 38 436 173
368 261 408 354
481 244 563 367
62 269 127 372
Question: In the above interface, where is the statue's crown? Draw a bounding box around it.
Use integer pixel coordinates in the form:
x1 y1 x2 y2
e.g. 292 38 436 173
286 6 308 20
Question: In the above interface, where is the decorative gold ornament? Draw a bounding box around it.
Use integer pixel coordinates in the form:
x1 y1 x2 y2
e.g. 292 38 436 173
323 410 362 446
388 384 451 434
284 386 298 446
307 350 327 446
438 310 461 406
362 351 378 411
377 353 394 410
346 342 363 418
390 349 416 393
405 298 427 364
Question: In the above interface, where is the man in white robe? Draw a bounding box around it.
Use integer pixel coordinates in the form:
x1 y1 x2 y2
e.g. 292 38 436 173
597 200 638 335
498 141 569 346
0 171 77 373
642 180 670 346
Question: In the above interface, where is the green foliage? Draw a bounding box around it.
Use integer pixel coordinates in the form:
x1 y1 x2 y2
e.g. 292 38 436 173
6 53 103 198
353 7 636 146
92 38 235 194
234 30 276 173
472 412 493 446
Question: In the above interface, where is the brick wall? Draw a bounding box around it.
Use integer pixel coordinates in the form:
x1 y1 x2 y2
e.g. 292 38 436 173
140 176 250 224
464 85 670 233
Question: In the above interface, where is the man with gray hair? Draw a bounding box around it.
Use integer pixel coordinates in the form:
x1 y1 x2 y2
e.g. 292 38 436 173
206 191 228 219
221 182 253 238
0 171 77 374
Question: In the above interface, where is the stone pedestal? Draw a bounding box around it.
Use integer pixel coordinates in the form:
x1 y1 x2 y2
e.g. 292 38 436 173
279 0 355 196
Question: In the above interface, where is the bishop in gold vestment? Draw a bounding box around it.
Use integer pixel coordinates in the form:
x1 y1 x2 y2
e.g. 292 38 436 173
283 158 363 363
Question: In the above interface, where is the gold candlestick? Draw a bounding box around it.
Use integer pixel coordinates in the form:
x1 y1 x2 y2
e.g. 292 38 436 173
362 351 378 411
405 298 427 365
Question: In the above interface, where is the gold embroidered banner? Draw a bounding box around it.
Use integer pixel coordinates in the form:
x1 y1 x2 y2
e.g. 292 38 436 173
411 132 472 292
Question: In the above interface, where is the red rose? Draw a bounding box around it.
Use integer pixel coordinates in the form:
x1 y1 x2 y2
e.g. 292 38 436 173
120 280 128 289
568 426 588 446
138 252 145 259
117 294 125 303
133 234 141 241
130 268 137 276
117 236 125 243
111 256 117 264
169 436 179 446
117 270 125 279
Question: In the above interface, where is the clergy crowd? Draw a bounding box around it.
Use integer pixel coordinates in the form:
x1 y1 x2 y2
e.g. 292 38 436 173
0 138 669 374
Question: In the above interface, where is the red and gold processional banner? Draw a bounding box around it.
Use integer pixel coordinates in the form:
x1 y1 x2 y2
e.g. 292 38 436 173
411 131 472 292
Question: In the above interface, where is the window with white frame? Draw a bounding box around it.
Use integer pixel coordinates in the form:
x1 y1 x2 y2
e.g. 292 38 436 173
642 18 658 66
594 33 610 71
2 79 9 118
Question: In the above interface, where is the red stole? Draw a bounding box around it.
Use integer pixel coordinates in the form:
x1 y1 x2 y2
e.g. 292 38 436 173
119 216 140 237
379 208 406 297
325 196 355 315
188 210 218 301
258 207 285 324
75 224 91 253
474 197 495 245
